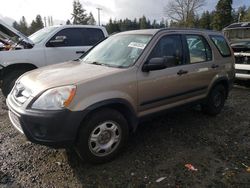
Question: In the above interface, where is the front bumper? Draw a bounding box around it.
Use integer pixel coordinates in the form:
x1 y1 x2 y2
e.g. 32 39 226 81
235 72 250 81
234 53 250 81
6 95 85 148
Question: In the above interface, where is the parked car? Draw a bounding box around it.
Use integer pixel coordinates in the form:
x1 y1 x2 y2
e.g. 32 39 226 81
0 20 108 96
7 29 235 164
223 22 250 87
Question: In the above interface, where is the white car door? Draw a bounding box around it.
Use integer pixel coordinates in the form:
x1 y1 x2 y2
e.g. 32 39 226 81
44 28 104 65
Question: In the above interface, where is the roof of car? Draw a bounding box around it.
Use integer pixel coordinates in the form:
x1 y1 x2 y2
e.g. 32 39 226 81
49 24 106 30
223 22 250 30
117 28 221 36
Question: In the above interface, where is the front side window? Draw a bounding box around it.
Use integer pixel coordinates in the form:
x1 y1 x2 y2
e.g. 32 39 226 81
81 34 152 68
48 28 84 47
185 35 212 63
210 35 231 57
148 35 183 67
47 28 104 47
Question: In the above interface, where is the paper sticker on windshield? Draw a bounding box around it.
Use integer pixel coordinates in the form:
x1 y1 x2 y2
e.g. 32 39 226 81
128 42 146 49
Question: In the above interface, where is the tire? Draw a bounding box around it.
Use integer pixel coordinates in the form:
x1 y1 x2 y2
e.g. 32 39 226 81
245 81 250 88
75 108 129 164
2 70 28 97
202 85 226 116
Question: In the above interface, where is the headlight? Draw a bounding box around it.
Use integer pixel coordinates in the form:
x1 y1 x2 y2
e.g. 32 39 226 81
31 85 76 110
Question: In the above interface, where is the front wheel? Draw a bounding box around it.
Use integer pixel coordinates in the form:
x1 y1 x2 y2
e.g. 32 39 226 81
75 108 129 164
2 70 28 97
202 85 226 116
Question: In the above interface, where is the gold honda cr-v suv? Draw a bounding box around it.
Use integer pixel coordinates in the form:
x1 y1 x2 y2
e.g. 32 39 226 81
7 29 235 163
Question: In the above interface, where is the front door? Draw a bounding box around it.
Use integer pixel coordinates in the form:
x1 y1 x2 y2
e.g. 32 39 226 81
137 33 215 115
44 28 92 65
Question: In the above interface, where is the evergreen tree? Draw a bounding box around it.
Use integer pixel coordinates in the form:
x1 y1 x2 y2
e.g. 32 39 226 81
19 16 29 35
159 18 166 28
212 0 233 31
66 20 71 25
139 16 147 29
165 20 169 28
106 19 120 34
199 11 212 29
12 21 20 31
71 0 89 24
152 20 157 28
35 15 44 29
29 15 44 35
29 20 37 34
88 12 96 25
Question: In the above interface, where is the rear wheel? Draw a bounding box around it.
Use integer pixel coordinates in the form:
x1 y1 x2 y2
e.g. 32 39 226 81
202 85 226 116
2 69 28 97
76 108 129 164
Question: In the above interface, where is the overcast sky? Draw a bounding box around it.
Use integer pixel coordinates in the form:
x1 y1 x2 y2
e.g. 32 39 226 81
0 0 249 25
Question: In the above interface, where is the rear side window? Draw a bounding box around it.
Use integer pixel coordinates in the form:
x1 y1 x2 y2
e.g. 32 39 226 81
185 35 212 63
84 28 105 45
210 35 231 57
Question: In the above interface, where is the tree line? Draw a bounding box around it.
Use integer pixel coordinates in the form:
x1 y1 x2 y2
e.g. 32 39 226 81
12 0 96 36
166 0 250 31
11 0 250 36
12 15 44 36
106 0 250 34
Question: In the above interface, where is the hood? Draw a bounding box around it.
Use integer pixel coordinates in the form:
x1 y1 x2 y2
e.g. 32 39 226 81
231 40 250 53
19 61 124 96
0 19 34 47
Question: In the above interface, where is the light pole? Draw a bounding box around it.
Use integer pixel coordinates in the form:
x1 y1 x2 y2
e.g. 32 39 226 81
97 8 102 26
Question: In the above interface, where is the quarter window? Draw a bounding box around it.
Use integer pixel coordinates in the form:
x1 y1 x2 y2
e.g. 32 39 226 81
148 35 183 67
185 35 212 63
210 35 231 57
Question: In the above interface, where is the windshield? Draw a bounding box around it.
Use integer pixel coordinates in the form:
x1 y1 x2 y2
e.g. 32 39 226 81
29 27 58 44
81 34 152 68
224 29 250 41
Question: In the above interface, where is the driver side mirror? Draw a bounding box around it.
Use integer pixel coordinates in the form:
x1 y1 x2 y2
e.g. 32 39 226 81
142 56 177 72
48 36 67 46
142 57 167 72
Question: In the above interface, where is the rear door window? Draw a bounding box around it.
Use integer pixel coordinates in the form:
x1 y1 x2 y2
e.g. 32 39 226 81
210 35 231 57
185 35 212 63
84 28 105 45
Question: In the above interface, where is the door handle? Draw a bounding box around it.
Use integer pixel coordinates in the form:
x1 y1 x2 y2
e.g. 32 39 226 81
177 69 188 75
76 51 85 54
211 64 219 69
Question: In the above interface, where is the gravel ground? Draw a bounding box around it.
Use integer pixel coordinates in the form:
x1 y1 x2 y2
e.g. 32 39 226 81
0 86 250 188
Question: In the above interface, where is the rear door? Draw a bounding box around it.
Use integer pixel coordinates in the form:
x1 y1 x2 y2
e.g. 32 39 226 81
180 34 222 97
44 28 105 65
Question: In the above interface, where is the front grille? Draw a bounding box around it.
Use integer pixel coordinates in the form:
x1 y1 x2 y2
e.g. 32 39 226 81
236 69 250 74
235 55 250 65
8 110 23 134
